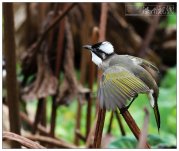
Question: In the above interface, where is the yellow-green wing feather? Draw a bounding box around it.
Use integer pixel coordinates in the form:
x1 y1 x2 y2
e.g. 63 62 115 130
98 66 150 111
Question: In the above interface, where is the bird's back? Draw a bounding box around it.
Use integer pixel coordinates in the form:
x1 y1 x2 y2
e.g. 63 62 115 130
108 54 159 99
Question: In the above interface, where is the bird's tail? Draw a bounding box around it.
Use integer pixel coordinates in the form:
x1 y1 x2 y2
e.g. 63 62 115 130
153 103 160 132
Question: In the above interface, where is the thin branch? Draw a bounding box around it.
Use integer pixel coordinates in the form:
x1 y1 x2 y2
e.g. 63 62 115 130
75 129 86 142
3 131 45 149
93 108 106 148
37 3 76 50
25 134 77 148
75 8 98 145
99 3 108 42
25 3 32 47
86 115 98 148
39 3 77 44
138 107 150 149
3 3 21 148
86 27 98 139
50 4 67 137
40 99 47 132
26 3 77 59
20 111 75 148
32 98 44 134
93 3 108 148
121 110 150 148
115 111 126 136
107 112 113 134
74 101 82 145
20 112 48 135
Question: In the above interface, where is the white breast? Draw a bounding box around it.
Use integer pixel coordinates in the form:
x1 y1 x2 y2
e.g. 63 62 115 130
91 52 102 66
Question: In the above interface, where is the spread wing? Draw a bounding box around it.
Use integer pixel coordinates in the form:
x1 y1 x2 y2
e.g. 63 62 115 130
98 66 150 111
127 55 159 73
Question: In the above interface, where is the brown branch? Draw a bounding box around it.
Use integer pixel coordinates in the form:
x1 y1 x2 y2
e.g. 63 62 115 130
50 96 57 137
93 3 108 148
50 4 68 136
93 108 106 148
86 27 99 139
74 101 82 145
39 3 76 43
75 129 86 142
86 92 92 138
99 3 108 41
107 112 113 134
115 111 126 136
55 7 66 77
25 3 77 64
32 98 44 134
36 3 77 51
3 3 21 148
138 107 150 149
106 111 126 138
20 111 75 148
25 134 77 148
121 110 150 148
20 112 48 135
75 5 96 144
50 5 66 137
40 99 47 131
86 115 98 148
25 3 32 47
3 131 45 149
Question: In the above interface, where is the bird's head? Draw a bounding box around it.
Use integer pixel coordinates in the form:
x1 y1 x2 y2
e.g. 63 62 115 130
83 41 114 66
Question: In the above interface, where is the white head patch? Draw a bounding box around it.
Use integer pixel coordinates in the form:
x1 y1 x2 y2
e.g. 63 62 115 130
99 41 114 54
91 52 102 66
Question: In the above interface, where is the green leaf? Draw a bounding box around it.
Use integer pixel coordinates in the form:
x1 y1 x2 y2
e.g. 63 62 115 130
147 134 166 148
108 136 137 149
108 134 176 149
147 134 176 148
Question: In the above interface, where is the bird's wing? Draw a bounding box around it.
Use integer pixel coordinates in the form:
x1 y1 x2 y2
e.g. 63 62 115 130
127 55 159 73
98 65 150 111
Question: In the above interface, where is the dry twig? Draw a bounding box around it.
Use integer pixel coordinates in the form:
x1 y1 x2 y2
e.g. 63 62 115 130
3 3 21 148
138 108 150 149
3 131 45 149
93 108 106 148
20 112 48 135
115 111 126 136
34 3 77 53
25 134 76 148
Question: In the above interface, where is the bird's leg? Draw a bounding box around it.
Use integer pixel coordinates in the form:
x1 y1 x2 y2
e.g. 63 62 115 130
127 94 138 109
120 94 138 114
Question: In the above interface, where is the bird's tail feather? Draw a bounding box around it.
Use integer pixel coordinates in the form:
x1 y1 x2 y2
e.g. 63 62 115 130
153 104 160 132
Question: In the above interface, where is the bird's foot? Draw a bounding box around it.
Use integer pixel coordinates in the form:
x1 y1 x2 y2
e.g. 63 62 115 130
120 106 129 114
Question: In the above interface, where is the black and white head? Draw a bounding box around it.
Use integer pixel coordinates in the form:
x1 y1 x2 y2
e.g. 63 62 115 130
83 41 114 66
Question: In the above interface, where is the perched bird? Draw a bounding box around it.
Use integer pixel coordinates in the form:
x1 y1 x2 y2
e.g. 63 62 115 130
83 41 160 131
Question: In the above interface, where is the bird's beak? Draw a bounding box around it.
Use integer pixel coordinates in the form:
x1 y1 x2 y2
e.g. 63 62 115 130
83 45 92 51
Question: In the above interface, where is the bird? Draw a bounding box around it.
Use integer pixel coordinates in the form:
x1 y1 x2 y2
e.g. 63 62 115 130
83 41 160 131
